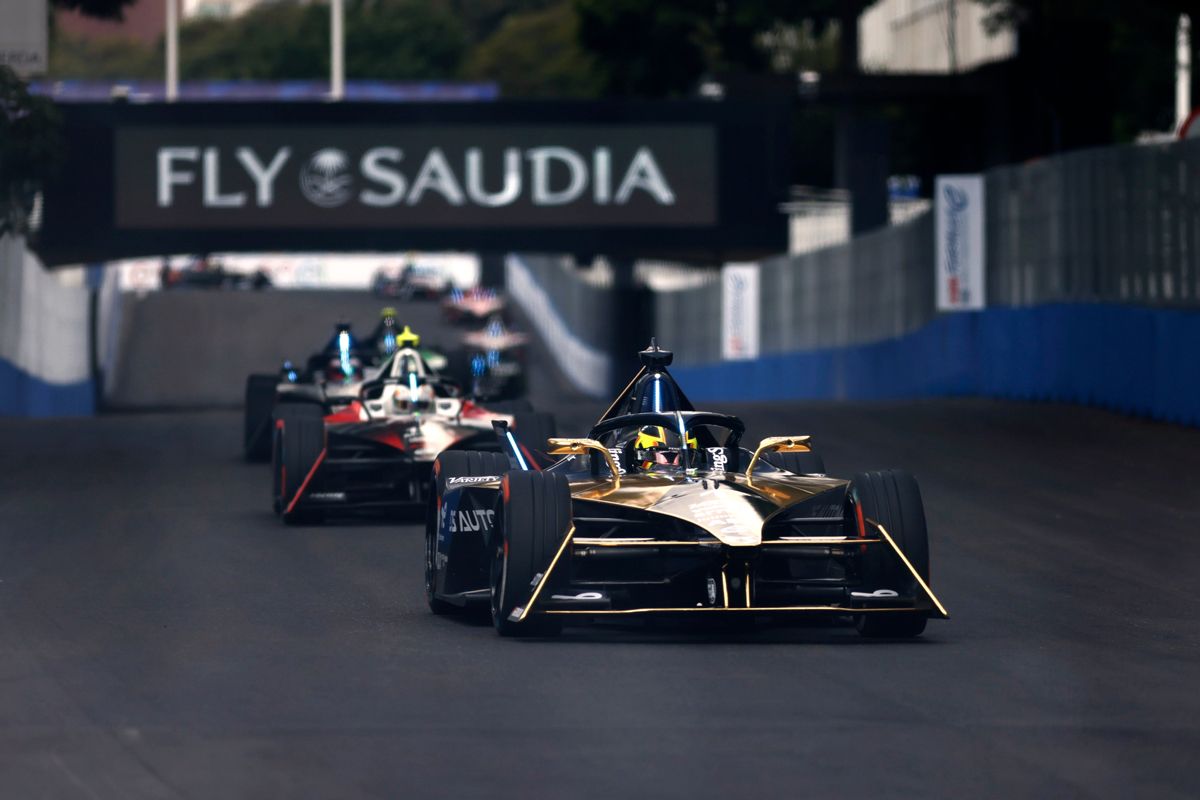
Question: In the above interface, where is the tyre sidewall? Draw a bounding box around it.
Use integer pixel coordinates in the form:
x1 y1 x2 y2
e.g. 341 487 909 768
492 471 570 635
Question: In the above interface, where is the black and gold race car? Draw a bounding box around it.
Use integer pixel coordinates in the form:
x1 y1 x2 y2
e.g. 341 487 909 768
425 341 948 638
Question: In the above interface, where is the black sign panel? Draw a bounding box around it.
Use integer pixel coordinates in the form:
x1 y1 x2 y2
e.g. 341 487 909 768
37 102 789 265
115 125 716 229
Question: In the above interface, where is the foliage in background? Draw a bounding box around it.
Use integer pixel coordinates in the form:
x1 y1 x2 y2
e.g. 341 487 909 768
51 0 137 20
44 0 844 99
179 0 466 81
464 3 602 97
36 0 1198 166
574 0 844 96
977 0 1195 142
0 67 62 236
50 32 160 80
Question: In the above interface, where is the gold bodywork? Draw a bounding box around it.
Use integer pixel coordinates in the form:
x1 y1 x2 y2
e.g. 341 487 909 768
568 471 844 547
744 435 814 478
507 467 950 623
546 438 622 489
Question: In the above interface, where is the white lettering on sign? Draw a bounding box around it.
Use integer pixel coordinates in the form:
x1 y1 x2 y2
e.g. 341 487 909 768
236 147 291 206
152 145 678 211
527 147 588 206
407 147 465 206
203 147 245 208
466 147 521 207
157 147 199 207
615 147 675 205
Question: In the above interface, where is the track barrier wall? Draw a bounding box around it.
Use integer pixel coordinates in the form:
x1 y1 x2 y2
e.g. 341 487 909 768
105 290 394 409
506 254 612 398
519 138 1200 425
0 235 94 416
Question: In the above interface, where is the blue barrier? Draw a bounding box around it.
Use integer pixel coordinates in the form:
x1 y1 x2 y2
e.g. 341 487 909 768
672 304 1200 426
0 359 94 417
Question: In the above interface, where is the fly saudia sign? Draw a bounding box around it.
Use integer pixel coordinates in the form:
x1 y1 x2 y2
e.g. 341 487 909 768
116 126 716 229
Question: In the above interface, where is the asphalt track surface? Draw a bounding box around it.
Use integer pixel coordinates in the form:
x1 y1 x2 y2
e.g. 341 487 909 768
3 299 1199 798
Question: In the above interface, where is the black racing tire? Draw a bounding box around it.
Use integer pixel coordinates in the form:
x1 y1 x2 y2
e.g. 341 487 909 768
243 374 278 462
512 412 557 456
426 450 511 615
852 469 930 638
272 404 326 526
766 449 826 476
491 471 571 637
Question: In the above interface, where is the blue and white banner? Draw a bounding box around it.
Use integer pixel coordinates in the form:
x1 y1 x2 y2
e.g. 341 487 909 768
721 262 760 360
0 234 94 416
935 174 986 311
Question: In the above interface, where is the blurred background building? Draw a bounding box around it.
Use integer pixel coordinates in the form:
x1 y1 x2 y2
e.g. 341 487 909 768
859 0 1016 74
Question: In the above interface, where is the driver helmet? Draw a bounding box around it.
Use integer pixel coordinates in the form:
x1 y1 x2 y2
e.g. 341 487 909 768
393 381 435 413
635 425 698 469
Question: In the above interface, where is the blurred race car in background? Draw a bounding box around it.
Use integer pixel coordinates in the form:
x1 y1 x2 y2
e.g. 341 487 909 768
442 286 505 325
447 315 531 401
242 311 447 461
371 262 450 300
272 335 554 523
426 340 948 638
162 255 271 291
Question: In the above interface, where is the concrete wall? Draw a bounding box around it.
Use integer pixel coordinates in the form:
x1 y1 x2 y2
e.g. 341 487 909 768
105 289 428 408
505 254 610 398
0 234 94 416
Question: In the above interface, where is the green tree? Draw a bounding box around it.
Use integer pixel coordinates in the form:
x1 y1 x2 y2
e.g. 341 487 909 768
0 67 62 234
346 0 465 81
574 0 845 96
180 3 329 80
977 0 1195 143
179 0 466 81
48 32 160 80
51 0 137 20
465 2 601 97
448 0 560 44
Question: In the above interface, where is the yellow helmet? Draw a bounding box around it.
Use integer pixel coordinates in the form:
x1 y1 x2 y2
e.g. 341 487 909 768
397 324 420 348
635 426 698 449
635 425 697 468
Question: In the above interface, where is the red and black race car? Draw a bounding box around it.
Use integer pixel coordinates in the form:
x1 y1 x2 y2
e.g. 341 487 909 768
272 341 554 523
